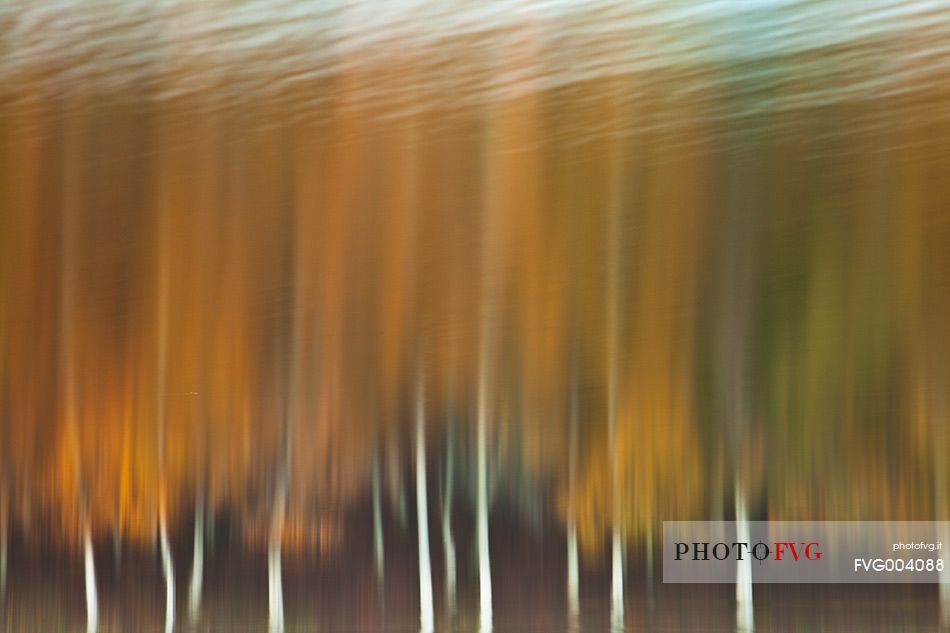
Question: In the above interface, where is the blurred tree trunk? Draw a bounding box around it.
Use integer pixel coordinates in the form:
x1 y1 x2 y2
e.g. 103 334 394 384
159 500 175 633
415 369 434 632
187 490 205 624
567 359 580 627
60 88 98 633
372 436 385 588
268 472 286 633
441 413 457 617
715 145 761 633
83 520 98 633
605 92 624 633
156 136 176 633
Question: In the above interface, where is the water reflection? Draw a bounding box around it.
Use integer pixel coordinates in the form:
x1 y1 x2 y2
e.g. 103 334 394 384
1 1 950 631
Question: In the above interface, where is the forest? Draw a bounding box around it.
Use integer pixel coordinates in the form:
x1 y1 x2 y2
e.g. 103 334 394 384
1 1 949 632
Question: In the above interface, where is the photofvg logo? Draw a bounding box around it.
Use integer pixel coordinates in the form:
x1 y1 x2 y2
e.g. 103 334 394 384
674 540 822 562
664 521 949 583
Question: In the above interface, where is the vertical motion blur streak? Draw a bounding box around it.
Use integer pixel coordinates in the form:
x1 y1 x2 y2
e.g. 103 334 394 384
1 1 950 631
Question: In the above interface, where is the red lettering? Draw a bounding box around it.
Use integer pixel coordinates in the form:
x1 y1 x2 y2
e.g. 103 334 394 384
775 542 801 561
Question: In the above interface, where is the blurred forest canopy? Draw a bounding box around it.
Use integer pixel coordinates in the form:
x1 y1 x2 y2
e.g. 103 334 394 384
0 0 949 563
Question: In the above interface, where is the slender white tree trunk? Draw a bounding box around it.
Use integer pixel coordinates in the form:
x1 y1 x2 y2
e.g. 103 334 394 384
567 361 580 626
84 522 99 633
160 507 175 633
567 520 579 624
372 439 384 587
610 526 624 632
416 374 434 633
268 501 285 633
188 496 205 624
268 418 289 633
477 373 493 632
442 421 457 617
267 407 289 633
606 87 624 633
155 127 174 633
479 41 503 630
735 482 754 633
